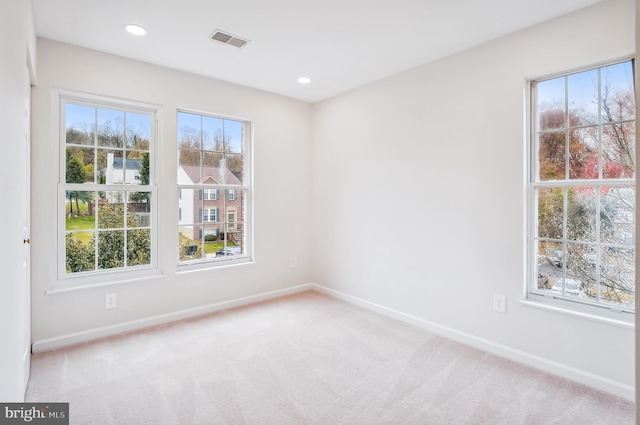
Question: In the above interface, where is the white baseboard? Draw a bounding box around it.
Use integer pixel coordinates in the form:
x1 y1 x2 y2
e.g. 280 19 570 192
31 282 633 401
309 283 635 401
31 283 314 354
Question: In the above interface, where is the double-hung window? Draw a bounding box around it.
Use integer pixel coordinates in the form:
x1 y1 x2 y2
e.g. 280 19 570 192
177 111 251 264
59 93 157 281
529 59 635 315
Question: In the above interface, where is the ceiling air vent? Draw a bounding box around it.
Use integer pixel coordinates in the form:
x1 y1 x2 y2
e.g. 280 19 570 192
210 29 250 49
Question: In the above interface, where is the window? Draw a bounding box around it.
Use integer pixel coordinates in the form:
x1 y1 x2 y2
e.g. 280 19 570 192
203 189 218 200
529 59 635 314
201 208 218 222
177 111 251 264
59 94 156 279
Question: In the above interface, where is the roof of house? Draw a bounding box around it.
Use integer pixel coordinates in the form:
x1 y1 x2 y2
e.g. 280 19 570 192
113 157 142 171
180 165 242 185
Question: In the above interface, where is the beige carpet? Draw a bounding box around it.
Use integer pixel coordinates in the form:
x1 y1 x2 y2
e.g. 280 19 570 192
26 291 634 424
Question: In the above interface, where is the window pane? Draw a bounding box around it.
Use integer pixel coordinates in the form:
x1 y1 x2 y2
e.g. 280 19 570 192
202 115 224 151
565 242 596 296
98 150 124 185
125 112 151 150
602 122 635 178
537 187 563 239
127 192 151 227
203 152 223 176
65 103 95 146
601 61 635 123
536 240 563 289
65 190 96 229
226 154 243 184
97 108 124 148
177 112 201 149
601 187 634 246
129 151 150 185
601 247 635 308
225 120 244 154
223 223 244 255
538 131 565 180
567 69 598 127
567 187 596 242
65 232 95 273
98 230 124 269
179 226 201 260
65 147 95 184
204 224 224 257
127 228 151 266
537 77 565 131
178 149 201 170
177 189 198 225
98 200 125 229
568 127 598 179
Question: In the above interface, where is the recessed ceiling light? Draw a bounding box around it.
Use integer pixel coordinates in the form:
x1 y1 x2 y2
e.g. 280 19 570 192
297 77 311 84
125 24 147 36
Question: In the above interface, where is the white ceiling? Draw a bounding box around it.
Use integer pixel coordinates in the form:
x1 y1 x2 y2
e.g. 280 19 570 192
32 0 602 103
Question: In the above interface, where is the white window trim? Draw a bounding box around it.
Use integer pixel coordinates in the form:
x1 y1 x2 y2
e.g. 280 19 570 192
176 108 253 270
54 90 162 289
524 58 636 322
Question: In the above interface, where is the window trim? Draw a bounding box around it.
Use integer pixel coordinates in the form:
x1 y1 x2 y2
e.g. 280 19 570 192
54 90 162 288
525 58 636 320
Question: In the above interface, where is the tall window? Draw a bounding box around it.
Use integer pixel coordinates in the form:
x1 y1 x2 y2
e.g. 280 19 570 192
177 111 251 264
59 95 156 279
530 59 635 314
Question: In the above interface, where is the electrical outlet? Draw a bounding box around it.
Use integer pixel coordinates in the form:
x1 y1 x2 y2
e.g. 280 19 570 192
493 294 506 313
105 293 117 310
290 257 297 268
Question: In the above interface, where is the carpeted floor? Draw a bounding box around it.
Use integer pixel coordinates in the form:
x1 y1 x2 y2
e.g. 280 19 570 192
26 291 634 424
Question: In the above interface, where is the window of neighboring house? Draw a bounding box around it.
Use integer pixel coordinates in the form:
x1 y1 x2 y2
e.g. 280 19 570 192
177 110 251 265
201 208 218 222
58 93 157 282
203 188 218 200
529 59 635 317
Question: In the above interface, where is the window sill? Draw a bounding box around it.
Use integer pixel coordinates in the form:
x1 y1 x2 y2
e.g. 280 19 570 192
48 269 166 295
520 294 634 329
176 256 255 275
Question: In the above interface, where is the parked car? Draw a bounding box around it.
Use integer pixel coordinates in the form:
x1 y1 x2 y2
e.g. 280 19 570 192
215 246 242 257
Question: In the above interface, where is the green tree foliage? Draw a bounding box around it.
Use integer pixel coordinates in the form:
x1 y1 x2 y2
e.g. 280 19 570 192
65 203 151 273
129 152 150 203
65 233 95 273
66 148 87 214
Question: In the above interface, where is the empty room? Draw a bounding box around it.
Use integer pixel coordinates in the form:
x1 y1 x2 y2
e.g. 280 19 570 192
0 0 637 423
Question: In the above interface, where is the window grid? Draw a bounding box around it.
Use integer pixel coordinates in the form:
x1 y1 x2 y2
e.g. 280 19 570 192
177 110 250 265
529 59 635 313
59 95 156 280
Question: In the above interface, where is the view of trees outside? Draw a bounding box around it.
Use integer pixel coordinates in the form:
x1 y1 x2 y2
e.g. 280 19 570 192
64 102 152 274
534 60 635 310
176 112 247 262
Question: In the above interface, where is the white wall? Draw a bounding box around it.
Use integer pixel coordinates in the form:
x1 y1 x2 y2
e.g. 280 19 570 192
311 0 635 397
31 39 313 342
0 0 35 401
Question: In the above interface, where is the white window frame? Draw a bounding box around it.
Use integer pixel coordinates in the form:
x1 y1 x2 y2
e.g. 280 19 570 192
177 109 253 269
525 59 635 324
54 90 160 288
